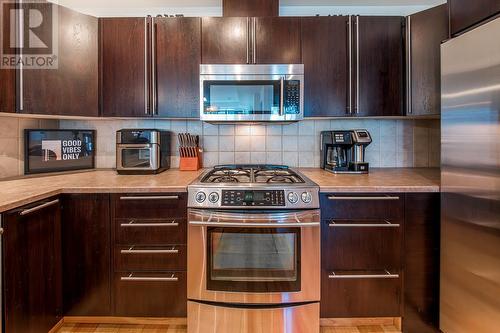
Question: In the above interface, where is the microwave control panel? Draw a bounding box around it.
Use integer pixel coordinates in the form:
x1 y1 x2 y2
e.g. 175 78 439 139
284 80 301 114
221 190 285 206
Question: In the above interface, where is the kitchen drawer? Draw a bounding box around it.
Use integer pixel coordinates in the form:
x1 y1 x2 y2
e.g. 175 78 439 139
320 269 401 318
114 245 187 271
112 193 187 219
321 219 402 270
113 272 187 317
320 193 404 220
115 218 186 245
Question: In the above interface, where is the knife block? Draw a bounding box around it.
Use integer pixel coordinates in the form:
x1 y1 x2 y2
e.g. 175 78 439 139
179 149 203 171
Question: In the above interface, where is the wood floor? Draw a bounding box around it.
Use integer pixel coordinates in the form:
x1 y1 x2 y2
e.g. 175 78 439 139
57 323 401 333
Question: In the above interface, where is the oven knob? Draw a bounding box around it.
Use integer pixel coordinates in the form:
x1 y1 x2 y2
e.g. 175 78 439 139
301 192 312 203
209 192 220 203
287 192 299 204
195 191 206 203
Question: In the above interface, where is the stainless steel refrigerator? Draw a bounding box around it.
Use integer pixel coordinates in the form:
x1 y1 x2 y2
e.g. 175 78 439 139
440 17 500 333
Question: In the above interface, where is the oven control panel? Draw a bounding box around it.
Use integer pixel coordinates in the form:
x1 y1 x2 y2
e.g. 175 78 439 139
221 190 285 207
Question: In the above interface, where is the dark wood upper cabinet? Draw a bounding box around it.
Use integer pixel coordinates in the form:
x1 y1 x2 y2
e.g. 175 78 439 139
201 17 249 64
355 16 404 117
20 5 99 116
254 17 302 64
408 4 449 116
0 69 15 113
301 16 348 117
100 17 149 117
3 198 62 333
155 17 201 118
449 0 500 36
223 0 279 17
61 194 111 316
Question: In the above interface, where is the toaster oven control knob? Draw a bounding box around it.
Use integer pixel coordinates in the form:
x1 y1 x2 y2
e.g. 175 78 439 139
195 191 206 203
301 192 312 203
208 192 220 204
287 192 299 204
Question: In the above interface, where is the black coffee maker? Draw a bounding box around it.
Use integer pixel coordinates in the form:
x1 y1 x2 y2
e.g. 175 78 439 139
320 130 372 173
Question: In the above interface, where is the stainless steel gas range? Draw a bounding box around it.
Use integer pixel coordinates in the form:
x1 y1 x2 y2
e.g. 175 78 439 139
187 165 320 333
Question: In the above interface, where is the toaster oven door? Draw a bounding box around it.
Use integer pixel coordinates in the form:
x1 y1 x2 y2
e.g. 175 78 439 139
117 144 159 170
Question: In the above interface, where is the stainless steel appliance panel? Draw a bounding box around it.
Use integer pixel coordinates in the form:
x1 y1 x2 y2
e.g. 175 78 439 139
441 17 500 333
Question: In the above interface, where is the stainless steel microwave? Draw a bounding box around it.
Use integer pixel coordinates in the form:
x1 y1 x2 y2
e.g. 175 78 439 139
200 64 304 123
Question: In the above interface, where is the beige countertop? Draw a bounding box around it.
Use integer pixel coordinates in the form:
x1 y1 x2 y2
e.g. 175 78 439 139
300 168 440 193
0 168 440 213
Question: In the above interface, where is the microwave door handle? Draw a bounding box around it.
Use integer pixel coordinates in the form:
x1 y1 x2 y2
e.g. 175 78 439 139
279 77 285 116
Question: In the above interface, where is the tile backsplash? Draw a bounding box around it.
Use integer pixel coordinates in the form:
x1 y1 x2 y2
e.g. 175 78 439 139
0 116 59 179
60 119 440 170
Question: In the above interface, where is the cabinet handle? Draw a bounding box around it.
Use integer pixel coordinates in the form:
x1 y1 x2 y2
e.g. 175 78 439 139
327 195 400 201
328 270 399 279
144 17 149 115
329 220 400 228
121 246 179 254
406 16 412 114
355 15 360 115
348 16 352 115
19 199 59 216
279 76 285 116
252 17 256 64
246 17 250 64
152 19 158 115
120 220 179 227
119 195 179 200
121 273 178 282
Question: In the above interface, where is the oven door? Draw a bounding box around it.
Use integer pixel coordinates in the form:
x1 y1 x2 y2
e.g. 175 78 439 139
116 144 159 171
187 209 320 304
200 74 303 122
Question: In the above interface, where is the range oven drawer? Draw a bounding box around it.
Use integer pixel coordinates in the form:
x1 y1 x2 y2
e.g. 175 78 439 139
320 193 404 220
114 245 187 271
112 193 187 219
114 272 187 317
115 218 186 245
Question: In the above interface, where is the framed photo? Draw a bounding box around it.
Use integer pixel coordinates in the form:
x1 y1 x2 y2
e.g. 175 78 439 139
24 129 96 175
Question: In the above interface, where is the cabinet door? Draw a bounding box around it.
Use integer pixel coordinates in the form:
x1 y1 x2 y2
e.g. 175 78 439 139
301 16 348 117
408 4 448 116
3 198 62 333
155 17 200 118
61 194 111 316
101 18 149 117
356 16 404 117
0 69 15 113
254 17 301 64
21 5 99 116
201 17 249 64
449 0 500 36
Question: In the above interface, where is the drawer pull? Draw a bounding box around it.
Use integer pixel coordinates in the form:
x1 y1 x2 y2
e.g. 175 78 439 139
121 273 178 282
119 195 179 200
327 195 400 201
121 246 179 254
120 220 179 228
328 270 399 279
329 220 400 228
19 199 59 216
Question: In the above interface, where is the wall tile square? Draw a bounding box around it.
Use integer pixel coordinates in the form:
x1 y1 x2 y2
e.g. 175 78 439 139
283 152 298 167
219 152 235 164
266 152 282 165
235 125 251 136
266 136 282 152
298 121 314 136
251 152 266 164
235 152 250 164
203 122 219 136
251 125 266 136
219 136 235 152
282 123 298 136
203 136 219 152
250 136 266 152
266 124 282 136
187 120 202 135
154 120 171 131
219 125 235 136
298 151 314 167
203 152 219 167
299 136 315 152
235 136 251 152
282 136 298 152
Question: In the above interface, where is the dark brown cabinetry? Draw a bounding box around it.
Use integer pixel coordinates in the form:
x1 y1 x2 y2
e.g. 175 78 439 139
403 193 440 333
320 193 404 318
21 5 99 116
100 18 149 117
407 5 449 116
201 17 301 64
111 193 188 317
0 69 15 113
155 17 201 118
355 16 405 117
2 198 62 333
449 0 500 36
301 16 349 117
61 194 111 316
223 0 279 17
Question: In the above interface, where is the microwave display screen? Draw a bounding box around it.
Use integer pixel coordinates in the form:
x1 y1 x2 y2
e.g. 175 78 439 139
203 80 280 115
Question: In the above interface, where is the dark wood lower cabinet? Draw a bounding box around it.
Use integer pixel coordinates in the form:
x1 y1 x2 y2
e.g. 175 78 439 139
61 194 111 316
2 198 62 333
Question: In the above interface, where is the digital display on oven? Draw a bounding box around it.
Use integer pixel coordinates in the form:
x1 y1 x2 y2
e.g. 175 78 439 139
222 190 285 206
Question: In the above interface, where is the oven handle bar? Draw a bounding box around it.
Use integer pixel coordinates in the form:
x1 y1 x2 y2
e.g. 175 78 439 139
328 270 399 279
188 221 320 228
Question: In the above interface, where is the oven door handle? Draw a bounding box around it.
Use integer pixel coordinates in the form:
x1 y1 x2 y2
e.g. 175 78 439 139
188 221 320 228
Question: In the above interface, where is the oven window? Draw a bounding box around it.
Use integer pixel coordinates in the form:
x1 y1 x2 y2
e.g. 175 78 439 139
207 227 300 292
121 149 151 168
203 80 281 115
